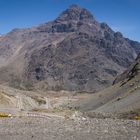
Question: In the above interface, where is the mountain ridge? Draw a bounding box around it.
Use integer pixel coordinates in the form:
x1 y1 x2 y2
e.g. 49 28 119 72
0 5 140 92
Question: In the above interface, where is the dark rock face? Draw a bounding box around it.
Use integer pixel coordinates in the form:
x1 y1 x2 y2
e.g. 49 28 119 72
56 4 94 21
0 5 140 92
114 54 140 84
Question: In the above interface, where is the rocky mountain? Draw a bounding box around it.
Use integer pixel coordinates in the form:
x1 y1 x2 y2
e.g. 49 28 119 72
0 4 140 92
114 54 140 84
74 54 140 118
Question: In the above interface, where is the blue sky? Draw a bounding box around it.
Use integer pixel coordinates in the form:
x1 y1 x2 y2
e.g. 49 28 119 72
0 0 140 41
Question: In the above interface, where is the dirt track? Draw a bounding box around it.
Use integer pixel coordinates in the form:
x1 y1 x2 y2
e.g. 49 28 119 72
0 116 139 140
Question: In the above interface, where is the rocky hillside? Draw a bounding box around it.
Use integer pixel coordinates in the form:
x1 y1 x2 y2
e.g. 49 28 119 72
0 4 140 92
74 54 140 118
0 85 46 111
114 54 140 84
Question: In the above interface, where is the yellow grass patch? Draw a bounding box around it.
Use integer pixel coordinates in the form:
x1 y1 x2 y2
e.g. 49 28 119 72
134 116 140 120
0 112 11 118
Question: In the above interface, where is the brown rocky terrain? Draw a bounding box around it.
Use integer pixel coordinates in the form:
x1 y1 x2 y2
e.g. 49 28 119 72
72 54 140 119
0 85 47 112
0 5 140 92
0 117 139 140
0 4 140 140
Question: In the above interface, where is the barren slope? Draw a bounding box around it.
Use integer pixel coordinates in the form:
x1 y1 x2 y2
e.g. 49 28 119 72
74 54 140 118
0 85 47 112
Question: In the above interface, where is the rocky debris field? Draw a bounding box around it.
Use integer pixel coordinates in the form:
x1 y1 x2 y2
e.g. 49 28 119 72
0 116 139 140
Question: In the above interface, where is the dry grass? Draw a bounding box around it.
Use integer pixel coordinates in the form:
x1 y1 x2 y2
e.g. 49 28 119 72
135 116 140 120
0 112 10 118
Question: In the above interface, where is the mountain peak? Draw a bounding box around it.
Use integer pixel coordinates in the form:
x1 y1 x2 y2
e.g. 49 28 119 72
56 4 94 21
0 5 140 93
69 4 80 9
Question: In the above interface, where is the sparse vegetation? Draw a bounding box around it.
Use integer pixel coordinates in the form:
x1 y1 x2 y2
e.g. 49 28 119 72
0 112 10 118
135 115 140 120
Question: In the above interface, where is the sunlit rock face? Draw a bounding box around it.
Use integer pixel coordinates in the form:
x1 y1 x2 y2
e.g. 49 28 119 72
0 5 140 92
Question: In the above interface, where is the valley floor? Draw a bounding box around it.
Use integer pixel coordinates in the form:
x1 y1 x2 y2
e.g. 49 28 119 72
0 116 139 140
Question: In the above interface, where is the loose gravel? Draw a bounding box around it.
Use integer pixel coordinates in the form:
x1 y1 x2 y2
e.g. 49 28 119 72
0 116 139 140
